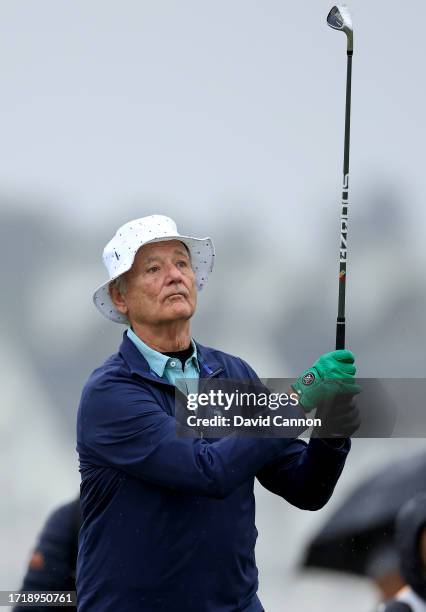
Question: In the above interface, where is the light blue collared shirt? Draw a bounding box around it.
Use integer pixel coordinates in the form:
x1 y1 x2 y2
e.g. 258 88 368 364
127 328 199 395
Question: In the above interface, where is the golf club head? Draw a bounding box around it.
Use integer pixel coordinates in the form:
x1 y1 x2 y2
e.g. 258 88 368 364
327 5 353 53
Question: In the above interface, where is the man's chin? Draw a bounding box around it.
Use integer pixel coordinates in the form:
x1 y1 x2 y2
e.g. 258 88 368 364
162 303 195 321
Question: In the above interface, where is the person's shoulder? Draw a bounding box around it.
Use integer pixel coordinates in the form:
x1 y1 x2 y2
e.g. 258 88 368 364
195 341 246 366
378 601 413 612
39 498 81 544
44 498 80 529
195 342 258 379
84 350 127 389
79 348 131 411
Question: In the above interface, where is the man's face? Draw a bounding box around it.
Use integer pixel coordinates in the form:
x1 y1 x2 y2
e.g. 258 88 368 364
111 240 197 327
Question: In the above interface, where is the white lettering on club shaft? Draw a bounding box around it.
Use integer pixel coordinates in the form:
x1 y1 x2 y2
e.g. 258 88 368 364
340 173 349 263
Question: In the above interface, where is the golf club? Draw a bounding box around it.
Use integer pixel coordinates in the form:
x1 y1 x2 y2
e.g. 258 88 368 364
327 5 353 350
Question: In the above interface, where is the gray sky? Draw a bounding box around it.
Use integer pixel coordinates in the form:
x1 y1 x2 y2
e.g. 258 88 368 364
0 0 424 243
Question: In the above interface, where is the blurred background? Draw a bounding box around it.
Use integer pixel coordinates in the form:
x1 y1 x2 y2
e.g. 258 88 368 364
1 0 426 610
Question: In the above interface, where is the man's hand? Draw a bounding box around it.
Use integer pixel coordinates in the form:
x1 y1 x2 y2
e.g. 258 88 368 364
292 349 361 413
312 394 361 441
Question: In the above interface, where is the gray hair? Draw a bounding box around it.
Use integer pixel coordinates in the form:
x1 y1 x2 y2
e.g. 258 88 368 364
109 274 127 296
108 274 129 325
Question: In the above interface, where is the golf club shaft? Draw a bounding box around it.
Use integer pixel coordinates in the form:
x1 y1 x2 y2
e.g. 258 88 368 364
335 50 352 350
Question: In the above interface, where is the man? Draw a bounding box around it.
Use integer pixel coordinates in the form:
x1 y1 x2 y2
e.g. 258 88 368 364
77 214 359 612
378 493 426 612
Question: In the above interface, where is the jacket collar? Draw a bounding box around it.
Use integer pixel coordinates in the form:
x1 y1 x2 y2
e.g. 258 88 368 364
118 332 223 384
126 327 200 378
195 343 224 377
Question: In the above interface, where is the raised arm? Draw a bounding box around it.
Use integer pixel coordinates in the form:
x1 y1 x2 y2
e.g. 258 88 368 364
256 437 350 510
77 378 307 499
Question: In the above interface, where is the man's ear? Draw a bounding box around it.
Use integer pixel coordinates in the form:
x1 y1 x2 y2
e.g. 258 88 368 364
109 282 129 315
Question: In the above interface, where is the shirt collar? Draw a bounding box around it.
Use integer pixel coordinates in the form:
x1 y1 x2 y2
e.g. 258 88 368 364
126 327 199 377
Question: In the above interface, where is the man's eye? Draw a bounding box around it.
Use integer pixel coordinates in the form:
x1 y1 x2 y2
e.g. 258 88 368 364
177 261 188 268
147 266 160 273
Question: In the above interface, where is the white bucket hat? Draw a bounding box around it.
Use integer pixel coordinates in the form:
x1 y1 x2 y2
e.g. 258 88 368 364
93 215 215 323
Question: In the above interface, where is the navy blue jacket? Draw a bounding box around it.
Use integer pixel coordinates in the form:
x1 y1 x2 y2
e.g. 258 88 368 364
14 498 80 611
76 333 350 612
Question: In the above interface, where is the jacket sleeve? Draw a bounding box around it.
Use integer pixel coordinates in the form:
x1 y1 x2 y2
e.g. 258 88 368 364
256 437 351 510
13 502 78 611
78 377 307 499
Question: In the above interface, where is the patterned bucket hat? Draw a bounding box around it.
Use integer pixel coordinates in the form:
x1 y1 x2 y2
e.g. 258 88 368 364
93 215 215 323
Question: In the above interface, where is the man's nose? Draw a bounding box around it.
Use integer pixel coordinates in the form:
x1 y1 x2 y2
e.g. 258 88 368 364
165 263 184 284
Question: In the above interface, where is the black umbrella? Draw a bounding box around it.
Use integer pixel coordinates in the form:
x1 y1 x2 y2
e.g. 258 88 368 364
303 451 426 576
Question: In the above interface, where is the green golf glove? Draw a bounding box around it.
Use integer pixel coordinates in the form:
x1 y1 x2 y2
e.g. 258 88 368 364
292 350 361 412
